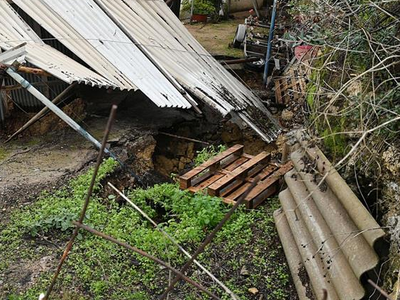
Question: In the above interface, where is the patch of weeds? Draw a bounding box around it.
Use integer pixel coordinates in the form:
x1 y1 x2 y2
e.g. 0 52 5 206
0 147 9 161
1 160 295 299
195 144 227 166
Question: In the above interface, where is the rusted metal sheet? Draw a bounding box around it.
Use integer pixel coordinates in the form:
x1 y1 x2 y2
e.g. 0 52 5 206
274 131 386 300
3 0 280 141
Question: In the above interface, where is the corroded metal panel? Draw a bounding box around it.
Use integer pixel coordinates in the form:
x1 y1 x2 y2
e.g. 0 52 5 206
92 0 281 141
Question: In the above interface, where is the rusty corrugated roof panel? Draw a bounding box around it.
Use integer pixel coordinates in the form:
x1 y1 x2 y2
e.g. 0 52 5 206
0 0 118 89
274 131 385 300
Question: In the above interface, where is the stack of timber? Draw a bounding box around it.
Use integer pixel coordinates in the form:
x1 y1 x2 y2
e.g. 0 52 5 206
180 144 292 209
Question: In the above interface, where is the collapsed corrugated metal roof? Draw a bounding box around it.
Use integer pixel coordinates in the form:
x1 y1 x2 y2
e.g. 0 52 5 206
0 0 281 141
94 0 281 141
0 0 118 89
10 0 280 141
274 131 385 300
13 0 194 109
96 0 253 114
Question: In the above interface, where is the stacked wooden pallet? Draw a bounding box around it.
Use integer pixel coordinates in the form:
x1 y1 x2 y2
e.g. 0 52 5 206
274 68 307 105
180 145 292 208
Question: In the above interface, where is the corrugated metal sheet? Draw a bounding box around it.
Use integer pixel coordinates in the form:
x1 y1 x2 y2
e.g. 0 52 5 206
13 0 193 109
274 131 386 300
2 0 280 141
95 0 280 141
0 0 118 89
2 72 67 111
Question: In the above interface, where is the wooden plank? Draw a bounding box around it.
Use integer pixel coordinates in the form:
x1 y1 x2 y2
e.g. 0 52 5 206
247 164 278 182
208 152 270 196
245 162 293 200
248 185 278 209
224 182 251 203
225 156 249 171
219 160 272 198
190 170 214 187
179 144 244 189
223 164 277 202
219 179 243 198
189 156 248 190
188 173 225 193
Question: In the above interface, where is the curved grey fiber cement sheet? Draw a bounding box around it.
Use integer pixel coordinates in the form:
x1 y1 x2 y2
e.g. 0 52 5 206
13 0 192 109
295 130 385 247
274 208 313 300
275 132 385 300
279 188 340 300
284 168 365 299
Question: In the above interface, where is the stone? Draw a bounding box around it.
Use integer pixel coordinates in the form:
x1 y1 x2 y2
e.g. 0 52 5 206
281 109 294 121
221 122 242 143
175 142 188 156
155 155 175 175
248 287 259 294
186 142 195 159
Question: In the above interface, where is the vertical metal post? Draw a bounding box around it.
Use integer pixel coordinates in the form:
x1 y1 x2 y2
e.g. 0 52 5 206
263 0 278 85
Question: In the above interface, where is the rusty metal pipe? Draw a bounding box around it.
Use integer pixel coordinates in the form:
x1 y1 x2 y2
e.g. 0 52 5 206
159 177 261 299
17 66 52 77
73 222 221 300
43 105 118 300
159 131 210 145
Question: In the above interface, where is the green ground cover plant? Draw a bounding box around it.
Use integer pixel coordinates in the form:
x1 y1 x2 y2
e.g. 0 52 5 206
0 158 294 299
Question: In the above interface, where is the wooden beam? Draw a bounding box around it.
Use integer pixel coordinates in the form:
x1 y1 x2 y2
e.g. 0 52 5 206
17 66 52 77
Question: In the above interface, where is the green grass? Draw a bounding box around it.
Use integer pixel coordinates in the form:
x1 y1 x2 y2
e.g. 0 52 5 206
0 159 292 300
0 147 9 162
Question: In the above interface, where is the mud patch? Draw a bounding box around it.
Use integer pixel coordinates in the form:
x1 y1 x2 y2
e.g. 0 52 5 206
1 255 55 295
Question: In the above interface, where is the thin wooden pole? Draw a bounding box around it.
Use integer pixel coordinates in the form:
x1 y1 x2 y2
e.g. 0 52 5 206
43 105 118 300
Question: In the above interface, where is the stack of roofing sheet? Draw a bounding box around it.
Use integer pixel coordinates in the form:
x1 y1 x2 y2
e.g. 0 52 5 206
12 0 194 109
0 0 118 89
274 131 385 300
97 0 281 141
